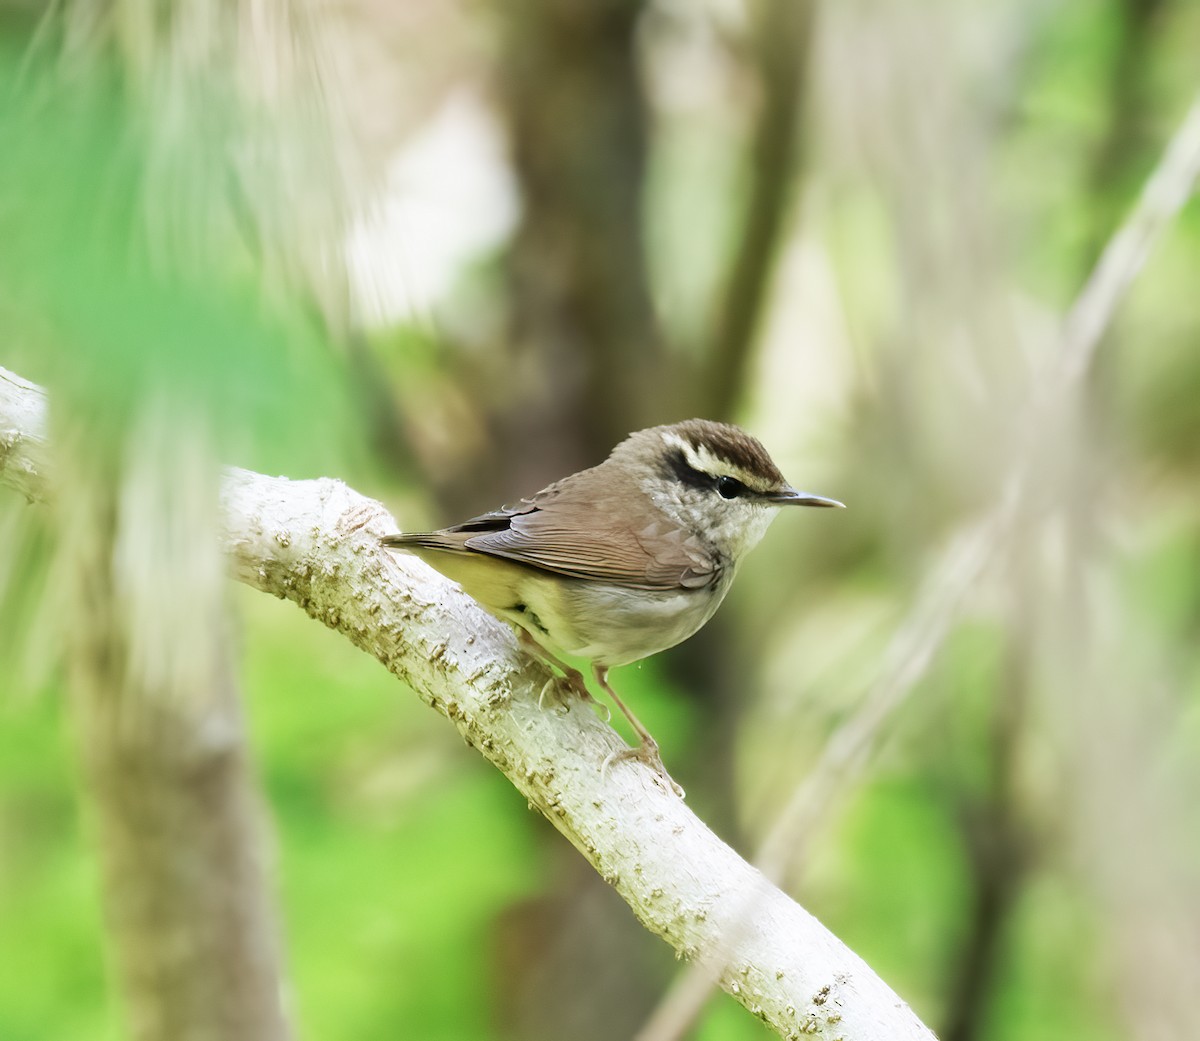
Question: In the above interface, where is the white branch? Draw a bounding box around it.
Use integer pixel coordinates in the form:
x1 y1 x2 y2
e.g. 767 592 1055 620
0 364 933 1041
0 367 50 504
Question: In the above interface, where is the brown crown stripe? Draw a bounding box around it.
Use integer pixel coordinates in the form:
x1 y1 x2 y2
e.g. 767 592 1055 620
669 419 785 486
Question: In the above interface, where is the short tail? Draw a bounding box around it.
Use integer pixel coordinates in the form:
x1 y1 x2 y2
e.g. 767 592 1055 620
381 533 418 548
381 532 451 551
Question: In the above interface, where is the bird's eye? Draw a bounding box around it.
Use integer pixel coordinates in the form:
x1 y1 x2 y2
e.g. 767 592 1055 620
716 476 744 499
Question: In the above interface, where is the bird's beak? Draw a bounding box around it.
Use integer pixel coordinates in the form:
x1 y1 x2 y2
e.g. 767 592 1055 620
767 486 845 508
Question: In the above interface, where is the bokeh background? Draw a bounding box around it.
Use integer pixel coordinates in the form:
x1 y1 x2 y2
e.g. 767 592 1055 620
2 1 1199 1040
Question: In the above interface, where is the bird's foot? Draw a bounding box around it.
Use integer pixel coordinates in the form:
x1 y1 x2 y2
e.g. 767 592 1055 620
601 738 685 798
537 671 607 719
537 676 568 712
519 629 607 717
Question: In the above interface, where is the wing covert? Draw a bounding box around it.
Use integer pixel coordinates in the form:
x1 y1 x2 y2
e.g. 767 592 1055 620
461 503 719 591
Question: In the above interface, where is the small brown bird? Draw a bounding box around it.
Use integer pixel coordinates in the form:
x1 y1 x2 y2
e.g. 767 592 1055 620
382 419 842 793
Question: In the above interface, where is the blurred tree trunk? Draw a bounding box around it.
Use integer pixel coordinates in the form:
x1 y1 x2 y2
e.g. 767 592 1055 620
462 0 663 509
59 415 289 1041
21 2 350 1037
700 0 816 421
941 612 1035 1041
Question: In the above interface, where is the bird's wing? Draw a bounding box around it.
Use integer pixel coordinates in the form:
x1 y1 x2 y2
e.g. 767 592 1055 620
384 471 720 591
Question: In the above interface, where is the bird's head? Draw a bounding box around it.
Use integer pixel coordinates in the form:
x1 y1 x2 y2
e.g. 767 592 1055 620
609 419 843 564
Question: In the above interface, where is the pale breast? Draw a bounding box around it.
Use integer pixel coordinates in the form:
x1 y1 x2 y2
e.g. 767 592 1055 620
511 568 737 667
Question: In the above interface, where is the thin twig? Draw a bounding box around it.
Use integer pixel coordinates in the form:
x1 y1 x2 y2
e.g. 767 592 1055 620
1059 94 1200 387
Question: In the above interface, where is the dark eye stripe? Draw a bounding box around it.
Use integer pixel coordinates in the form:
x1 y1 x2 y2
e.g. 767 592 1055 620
663 449 753 500
662 448 715 490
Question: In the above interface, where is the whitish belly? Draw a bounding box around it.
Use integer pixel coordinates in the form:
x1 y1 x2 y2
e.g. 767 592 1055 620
512 572 733 667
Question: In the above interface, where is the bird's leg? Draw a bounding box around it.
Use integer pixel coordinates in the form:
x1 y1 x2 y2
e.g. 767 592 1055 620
594 665 684 798
517 629 607 717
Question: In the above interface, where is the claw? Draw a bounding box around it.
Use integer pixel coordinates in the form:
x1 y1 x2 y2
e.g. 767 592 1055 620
601 739 685 798
520 629 597 711
538 678 571 712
